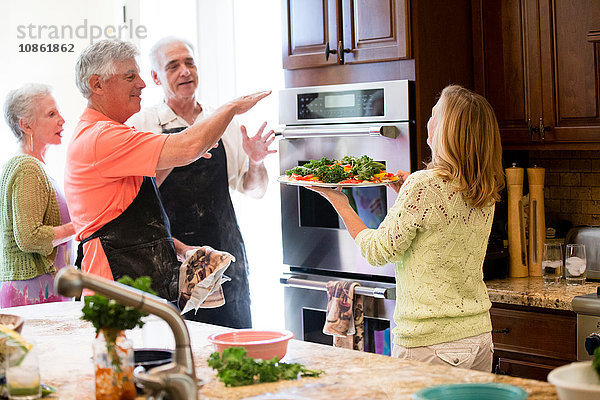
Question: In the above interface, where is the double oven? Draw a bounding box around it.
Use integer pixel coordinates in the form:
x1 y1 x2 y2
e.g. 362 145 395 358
278 80 415 355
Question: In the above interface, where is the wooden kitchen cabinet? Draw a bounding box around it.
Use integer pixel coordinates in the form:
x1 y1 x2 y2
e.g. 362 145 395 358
282 0 410 69
472 0 600 147
490 303 577 381
283 0 474 172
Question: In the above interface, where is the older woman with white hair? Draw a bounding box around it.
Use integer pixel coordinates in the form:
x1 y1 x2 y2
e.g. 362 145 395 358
0 83 75 307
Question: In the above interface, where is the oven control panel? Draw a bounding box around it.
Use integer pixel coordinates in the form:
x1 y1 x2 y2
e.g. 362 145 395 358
280 80 411 125
298 89 384 120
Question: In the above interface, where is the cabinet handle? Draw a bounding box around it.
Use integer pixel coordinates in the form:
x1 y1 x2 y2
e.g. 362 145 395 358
494 364 508 375
528 119 538 140
538 118 549 141
492 328 510 334
324 42 337 61
336 40 351 64
527 118 550 141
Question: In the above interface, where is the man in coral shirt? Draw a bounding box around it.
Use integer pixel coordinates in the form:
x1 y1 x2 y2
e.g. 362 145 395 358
64 39 269 300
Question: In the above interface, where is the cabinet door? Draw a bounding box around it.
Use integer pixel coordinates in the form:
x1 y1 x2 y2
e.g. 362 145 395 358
341 0 410 63
282 0 339 69
495 357 563 381
539 0 600 142
473 0 542 144
490 307 576 361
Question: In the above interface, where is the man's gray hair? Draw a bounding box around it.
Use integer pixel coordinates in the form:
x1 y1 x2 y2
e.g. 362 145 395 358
149 36 195 72
75 39 139 98
4 83 52 141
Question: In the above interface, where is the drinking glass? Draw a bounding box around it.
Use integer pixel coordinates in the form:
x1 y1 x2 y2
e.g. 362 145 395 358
565 244 586 285
542 243 562 283
5 339 41 400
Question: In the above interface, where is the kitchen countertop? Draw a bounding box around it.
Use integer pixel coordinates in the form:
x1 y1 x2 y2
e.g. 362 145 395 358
6 301 559 400
486 276 600 311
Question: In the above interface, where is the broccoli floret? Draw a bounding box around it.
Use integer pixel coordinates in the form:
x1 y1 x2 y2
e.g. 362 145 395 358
321 164 349 183
313 165 330 180
303 157 333 170
340 155 359 166
286 166 312 176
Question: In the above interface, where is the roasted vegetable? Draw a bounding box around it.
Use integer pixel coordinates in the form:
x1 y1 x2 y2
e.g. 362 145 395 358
285 155 392 184
321 164 349 183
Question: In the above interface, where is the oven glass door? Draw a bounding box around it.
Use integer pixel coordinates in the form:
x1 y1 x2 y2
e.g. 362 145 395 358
279 126 411 279
282 272 396 356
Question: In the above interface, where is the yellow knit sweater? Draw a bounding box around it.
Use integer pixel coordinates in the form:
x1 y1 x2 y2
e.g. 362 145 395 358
355 169 493 348
0 155 59 281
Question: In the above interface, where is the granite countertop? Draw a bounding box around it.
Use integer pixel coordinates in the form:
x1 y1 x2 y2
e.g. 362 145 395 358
7 302 558 400
486 276 600 311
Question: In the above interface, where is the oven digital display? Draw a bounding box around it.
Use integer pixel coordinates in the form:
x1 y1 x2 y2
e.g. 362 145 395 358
324 94 355 108
298 89 384 119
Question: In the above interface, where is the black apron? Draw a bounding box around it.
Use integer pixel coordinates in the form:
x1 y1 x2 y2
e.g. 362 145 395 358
160 126 251 329
74 176 180 302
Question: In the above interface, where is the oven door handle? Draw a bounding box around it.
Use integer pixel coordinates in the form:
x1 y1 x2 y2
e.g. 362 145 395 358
281 125 401 139
280 276 396 300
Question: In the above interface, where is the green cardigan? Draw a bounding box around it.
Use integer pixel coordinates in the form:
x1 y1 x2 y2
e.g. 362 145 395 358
355 169 493 348
0 155 59 281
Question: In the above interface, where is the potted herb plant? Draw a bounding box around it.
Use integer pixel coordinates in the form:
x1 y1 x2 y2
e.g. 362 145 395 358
81 276 156 400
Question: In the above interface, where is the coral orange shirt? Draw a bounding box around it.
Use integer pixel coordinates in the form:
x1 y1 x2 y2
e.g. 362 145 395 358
64 108 169 281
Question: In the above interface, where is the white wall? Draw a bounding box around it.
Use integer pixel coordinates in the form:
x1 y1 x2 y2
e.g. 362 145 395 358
229 0 285 330
0 0 125 184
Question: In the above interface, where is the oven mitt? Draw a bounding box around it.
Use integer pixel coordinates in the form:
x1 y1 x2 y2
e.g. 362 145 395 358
178 246 235 315
323 281 364 351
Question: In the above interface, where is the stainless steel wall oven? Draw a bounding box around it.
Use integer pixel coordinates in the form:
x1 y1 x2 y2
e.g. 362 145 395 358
278 80 415 355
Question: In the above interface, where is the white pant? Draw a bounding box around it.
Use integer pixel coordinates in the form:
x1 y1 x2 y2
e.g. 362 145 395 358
391 332 494 372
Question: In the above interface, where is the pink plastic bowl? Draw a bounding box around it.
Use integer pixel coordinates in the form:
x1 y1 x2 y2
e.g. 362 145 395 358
208 329 294 360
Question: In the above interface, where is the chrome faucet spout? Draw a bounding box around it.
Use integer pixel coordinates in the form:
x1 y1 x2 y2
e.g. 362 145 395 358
55 268 198 400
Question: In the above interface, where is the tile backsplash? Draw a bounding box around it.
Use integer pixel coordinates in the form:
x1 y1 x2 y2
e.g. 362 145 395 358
529 150 600 226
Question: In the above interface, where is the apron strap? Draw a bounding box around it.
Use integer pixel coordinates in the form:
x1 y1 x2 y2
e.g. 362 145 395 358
74 230 101 269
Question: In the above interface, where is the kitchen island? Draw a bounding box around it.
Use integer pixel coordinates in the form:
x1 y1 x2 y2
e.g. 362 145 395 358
7 301 558 399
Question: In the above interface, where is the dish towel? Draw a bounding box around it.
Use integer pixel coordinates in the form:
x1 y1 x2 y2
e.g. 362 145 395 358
178 246 235 314
323 281 364 351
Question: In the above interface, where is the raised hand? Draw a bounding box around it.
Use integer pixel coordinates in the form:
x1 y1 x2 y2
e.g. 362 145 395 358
230 91 271 115
241 121 277 164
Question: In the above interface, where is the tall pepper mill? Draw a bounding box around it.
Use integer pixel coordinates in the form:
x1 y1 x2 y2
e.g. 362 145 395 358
506 164 528 277
527 166 545 277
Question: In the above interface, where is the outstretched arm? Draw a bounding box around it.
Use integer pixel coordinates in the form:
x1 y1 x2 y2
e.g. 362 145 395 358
156 91 271 170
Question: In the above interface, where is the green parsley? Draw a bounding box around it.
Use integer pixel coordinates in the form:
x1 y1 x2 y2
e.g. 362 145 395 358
81 275 157 333
207 347 324 387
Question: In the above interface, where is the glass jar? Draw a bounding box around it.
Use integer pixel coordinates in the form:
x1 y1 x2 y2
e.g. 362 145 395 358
93 328 136 400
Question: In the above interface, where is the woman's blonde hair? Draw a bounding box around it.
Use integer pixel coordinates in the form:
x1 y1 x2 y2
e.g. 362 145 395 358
427 85 504 208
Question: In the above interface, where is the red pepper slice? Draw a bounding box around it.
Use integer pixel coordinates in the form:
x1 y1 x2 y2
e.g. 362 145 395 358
297 174 315 181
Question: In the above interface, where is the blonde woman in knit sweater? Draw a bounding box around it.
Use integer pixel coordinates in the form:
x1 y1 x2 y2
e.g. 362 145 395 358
0 84 76 307
310 85 504 372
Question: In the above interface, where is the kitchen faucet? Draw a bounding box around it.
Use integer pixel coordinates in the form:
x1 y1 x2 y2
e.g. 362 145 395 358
55 268 198 400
